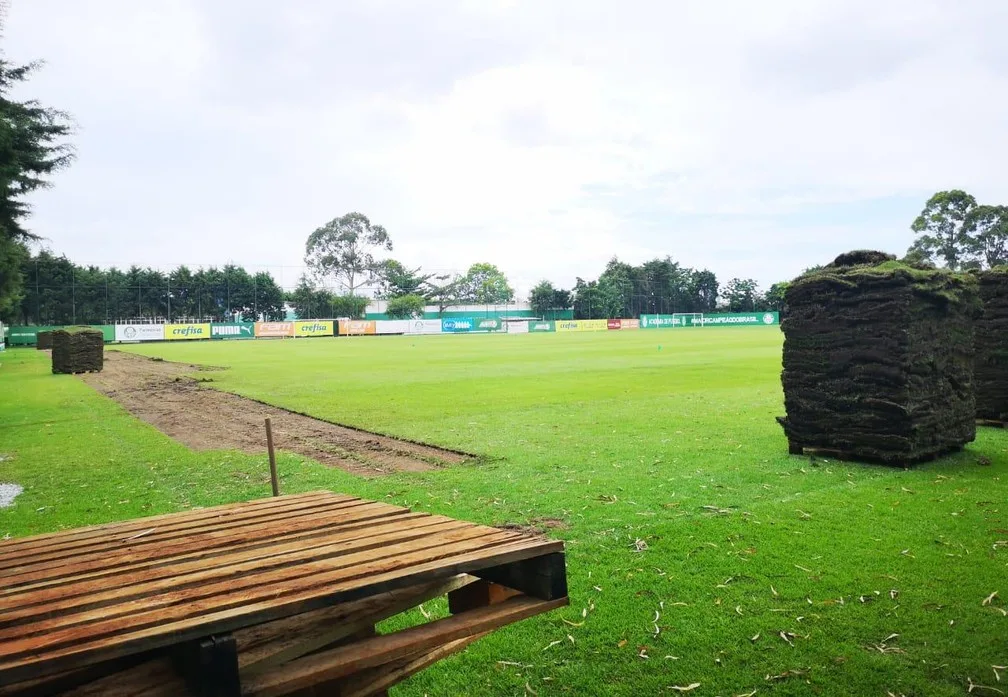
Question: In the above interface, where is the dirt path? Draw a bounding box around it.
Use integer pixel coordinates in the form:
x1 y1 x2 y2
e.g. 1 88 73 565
81 352 468 476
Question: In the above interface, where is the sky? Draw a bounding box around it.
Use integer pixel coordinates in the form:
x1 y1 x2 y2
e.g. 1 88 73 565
4 0 1008 296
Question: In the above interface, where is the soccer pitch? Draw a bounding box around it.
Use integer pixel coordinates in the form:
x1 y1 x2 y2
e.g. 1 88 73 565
2 329 1006 696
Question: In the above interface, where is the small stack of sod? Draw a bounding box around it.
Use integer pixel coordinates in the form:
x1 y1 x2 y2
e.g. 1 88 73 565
51 327 104 375
35 331 53 351
777 250 980 466
975 266 1008 422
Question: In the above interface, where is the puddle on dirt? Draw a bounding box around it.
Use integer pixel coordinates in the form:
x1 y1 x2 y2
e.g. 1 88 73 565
0 483 23 508
81 352 470 477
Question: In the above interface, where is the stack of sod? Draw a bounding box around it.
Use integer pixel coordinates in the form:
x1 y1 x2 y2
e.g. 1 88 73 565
975 267 1008 422
777 251 979 466
51 328 104 374
35 331 53 350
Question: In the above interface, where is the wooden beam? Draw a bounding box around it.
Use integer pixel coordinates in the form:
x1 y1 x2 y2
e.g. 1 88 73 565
470 552 567 601
241 596 568 697
338 633 489 697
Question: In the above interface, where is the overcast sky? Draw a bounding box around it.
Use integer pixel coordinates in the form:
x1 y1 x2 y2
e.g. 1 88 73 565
5 0 1007 295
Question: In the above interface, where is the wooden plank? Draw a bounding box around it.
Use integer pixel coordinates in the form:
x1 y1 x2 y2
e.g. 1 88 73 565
0 492 337 554
57 657 183 697
0 527 526 653
0 496 374 572
0 538 561 684
473 552 568 601
0 516 470 630
1 505 425 598
240 596 567 697
337 632 488 697
238 576 472 676
34 579 472 697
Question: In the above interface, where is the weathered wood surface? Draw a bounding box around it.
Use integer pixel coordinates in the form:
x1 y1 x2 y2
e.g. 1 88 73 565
0 491 565 690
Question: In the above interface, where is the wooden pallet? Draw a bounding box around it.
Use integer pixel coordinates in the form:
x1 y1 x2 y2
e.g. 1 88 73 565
0 491 568 696
787 442 965 469
977 418 1007 429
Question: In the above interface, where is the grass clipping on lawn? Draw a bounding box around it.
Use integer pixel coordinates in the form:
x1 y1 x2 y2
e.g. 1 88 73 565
51 327 104 375
777 250 980 466
976 266 1008 421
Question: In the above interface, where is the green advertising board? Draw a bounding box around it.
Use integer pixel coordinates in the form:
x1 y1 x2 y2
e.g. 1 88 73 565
527 320 555 332
471 318 501 332
211 322 255 339
8 324 116 345
640 312 779 328
639 315 688 329
699 312 779 326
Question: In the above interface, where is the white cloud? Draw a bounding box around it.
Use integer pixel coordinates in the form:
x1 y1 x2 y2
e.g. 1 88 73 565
5 0 1008 296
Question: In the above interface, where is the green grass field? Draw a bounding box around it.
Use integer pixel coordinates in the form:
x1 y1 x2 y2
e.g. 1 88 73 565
2 329 1006 696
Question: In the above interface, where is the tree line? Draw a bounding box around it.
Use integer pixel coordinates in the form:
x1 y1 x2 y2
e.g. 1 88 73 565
530 260 785 320
10 250 286 325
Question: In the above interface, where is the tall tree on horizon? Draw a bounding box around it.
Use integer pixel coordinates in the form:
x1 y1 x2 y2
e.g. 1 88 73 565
0 56 75 320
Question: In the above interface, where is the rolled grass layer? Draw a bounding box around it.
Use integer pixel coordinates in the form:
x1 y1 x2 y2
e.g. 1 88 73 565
976 267 1008 421
778 252 979 465
51 328 104 375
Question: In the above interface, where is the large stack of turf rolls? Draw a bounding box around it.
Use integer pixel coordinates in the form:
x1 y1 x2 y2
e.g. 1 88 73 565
51 328 104 374
35 331 53 350
777 250 980 466
975 267 1008 422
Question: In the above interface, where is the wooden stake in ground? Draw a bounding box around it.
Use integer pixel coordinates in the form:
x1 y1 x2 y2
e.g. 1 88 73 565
265 417 280 496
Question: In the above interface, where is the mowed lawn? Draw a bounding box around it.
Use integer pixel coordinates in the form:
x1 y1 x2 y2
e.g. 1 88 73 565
2 329 1006 696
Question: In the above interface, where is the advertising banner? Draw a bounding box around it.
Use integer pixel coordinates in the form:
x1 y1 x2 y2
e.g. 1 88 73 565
407 319 443 335
254 321 295 338
164 323 211 341
115 324 166 342
700 312 779 326
640 312 780 328
8 326 58 345
556 319 608 332
621 318 640 330
473 318 501 332
640 314 687 329
339 320 377 336
211 322 254 339
507 321 529 334
374 320 410 335
441 318 474 333
607 319 622 330
527 321 555 332
294 320 334 337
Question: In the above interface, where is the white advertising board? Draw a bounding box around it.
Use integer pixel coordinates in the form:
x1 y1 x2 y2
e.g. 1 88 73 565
374 320 411 335
114 324 165 342
407 319 443 335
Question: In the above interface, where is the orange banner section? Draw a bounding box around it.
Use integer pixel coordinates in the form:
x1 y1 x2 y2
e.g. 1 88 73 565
338 320 376 336
254 321 295 338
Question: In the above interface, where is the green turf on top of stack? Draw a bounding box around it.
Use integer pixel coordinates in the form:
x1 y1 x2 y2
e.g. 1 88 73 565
51 328 104 375
976 267 1008 422
777 250 980 466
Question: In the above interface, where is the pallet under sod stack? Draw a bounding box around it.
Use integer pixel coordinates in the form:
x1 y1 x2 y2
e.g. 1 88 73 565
777 250 980 467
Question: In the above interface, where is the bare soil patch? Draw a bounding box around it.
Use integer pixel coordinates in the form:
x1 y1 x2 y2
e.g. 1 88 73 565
81 352 469 476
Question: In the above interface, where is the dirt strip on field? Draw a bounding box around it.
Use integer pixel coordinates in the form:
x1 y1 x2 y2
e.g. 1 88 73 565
80 351 469 476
